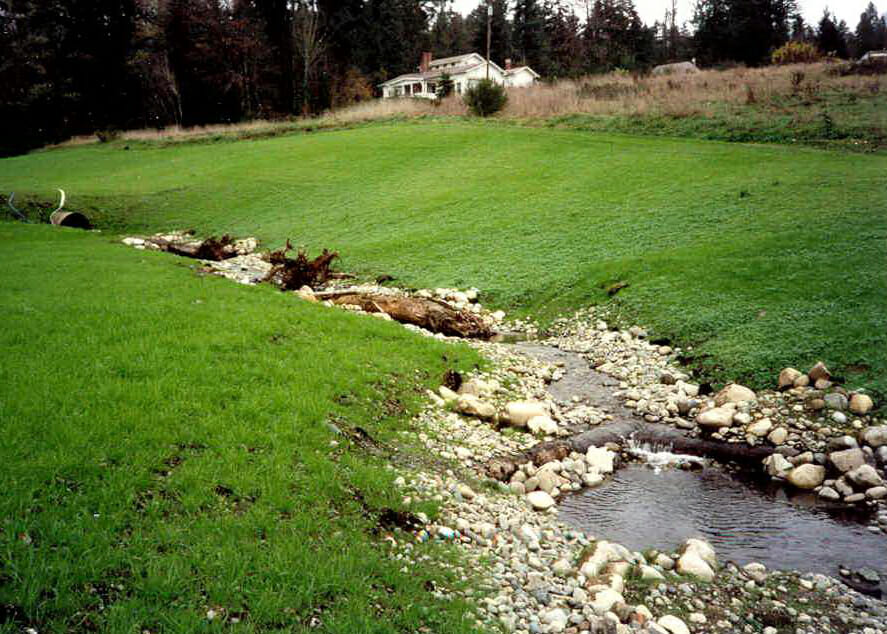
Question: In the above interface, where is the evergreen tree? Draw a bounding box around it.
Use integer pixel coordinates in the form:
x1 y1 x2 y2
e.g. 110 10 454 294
513 0 549 69
469 0 511 67
855 2 886 56
818 9 850 58
545 0 584 77
693 0 796 66
584 0 652 71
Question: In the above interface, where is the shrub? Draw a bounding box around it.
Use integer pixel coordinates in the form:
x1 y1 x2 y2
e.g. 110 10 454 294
95 129 121 143
436 73 454 99
771 41 821 65
464 79 508 117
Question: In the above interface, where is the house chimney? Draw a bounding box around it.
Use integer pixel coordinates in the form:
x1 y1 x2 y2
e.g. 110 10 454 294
505 58 512 71
420 51 432 73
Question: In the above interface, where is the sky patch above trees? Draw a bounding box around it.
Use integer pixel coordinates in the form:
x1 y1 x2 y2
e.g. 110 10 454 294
453 0 882 30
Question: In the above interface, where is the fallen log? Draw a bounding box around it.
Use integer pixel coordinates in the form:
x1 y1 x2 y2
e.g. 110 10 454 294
165 234 238 261
485 423 798 481
569 425 795 465
330 293 493 339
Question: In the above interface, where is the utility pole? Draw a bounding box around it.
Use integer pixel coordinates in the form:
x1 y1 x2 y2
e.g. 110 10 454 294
486 1 492 80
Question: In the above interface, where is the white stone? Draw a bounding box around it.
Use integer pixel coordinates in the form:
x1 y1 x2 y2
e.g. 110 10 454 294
526 490 555 510
763 453 793 478
657 615 691 634
768 427 788 445
696 406 734 429
552 558 572 577
688 612 707 625
455 394 495 420
527 415 559 435
541 608 569 633
438 385 459 403
504 401 548 427
743 562 768 583
586 446 615 473
655 554 675 570
863 426 887 448
847 464 884 489
677 550 715 581
748 418 773 437
684 538 716 567
591 589 624 615
714 383 757 406
640 564 665 581
786 464 826 489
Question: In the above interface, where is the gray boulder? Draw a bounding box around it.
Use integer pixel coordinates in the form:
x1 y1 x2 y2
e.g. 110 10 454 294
828 448 866 473
652 61 700 76
847 464 884 489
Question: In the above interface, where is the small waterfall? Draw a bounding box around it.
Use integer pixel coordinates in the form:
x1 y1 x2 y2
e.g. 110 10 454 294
625 436 707 473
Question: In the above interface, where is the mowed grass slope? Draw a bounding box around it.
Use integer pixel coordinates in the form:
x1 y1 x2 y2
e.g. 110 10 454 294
0 225 481 633
3 120 886 395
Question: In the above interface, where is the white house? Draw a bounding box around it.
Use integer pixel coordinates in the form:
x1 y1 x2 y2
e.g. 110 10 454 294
380 52 539 99
860 50 887 63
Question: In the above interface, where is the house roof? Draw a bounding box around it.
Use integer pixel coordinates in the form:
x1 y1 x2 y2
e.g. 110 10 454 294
505 65 541 79
380 62 498 87
429 53 484 67
379 52 537 87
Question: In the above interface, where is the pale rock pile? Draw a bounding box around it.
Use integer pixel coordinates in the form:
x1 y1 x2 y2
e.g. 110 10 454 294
758 362 886 510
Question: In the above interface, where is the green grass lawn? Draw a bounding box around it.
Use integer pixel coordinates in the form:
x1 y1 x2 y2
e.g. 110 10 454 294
3 120 885 395
0 224 482 632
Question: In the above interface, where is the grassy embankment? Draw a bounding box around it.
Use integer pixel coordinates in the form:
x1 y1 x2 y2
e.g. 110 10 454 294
0 225 482 632
4 121 886 394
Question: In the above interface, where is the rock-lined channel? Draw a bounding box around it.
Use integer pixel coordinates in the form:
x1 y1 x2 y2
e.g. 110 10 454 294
560 464 887 583
518 342 887 592
121 236 887 631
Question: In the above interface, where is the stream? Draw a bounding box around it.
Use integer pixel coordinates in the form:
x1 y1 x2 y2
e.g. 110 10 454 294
515 342 887 591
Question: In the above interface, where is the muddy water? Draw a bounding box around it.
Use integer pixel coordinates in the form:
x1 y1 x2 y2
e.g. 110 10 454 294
514 342 887 586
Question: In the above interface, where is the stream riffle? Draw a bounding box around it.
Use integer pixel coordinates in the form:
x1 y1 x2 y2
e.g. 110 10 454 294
516 342 887 590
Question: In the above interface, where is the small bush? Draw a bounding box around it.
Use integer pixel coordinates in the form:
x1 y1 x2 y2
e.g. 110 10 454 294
772 41 821 65
95 129 121 143
464 79 508 117
436 73 454 99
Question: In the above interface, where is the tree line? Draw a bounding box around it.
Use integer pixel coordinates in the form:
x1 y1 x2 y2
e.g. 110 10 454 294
1 0 885 156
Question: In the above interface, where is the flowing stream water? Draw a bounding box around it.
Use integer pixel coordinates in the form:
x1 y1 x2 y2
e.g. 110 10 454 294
514 343 887 589
559 463 887 580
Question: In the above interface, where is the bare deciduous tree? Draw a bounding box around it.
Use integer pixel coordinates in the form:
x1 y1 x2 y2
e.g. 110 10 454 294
293 0 325 115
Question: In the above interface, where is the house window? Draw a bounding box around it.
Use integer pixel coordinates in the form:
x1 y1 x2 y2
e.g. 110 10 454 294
413 83 423 94
404 84 411 96
427 83 437 94
456 82 461 94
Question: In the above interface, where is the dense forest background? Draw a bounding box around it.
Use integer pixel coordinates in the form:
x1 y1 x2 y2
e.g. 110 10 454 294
1 0 885 156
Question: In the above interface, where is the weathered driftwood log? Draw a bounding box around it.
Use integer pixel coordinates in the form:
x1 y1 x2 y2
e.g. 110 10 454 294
485 424 797 481
266 240 339 290
330 293 493 339
569 426 793 465
164 235 239 261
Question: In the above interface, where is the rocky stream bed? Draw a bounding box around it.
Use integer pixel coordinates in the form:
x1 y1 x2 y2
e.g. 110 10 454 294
124 235 887 634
